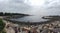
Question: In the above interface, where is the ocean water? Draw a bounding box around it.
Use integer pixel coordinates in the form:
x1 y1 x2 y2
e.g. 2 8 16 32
11 16 48 22
10 10 60 22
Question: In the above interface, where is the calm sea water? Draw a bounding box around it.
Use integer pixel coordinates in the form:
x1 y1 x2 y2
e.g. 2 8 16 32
10 10 60 22
11 16 48 22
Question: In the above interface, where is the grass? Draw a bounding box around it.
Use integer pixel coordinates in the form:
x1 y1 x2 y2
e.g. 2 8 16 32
0 19 6 33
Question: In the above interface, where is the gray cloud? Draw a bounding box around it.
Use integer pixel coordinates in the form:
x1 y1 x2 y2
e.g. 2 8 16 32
0 0 60 15
0 0 32 14
39 0 60 15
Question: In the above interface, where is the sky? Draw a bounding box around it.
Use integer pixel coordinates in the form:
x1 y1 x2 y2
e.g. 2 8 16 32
0 0 60 15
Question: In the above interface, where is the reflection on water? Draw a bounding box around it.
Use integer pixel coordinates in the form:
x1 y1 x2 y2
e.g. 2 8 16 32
11 15 48 22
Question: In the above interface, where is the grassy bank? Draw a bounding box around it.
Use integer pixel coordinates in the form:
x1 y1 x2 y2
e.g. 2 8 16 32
0 19 6 33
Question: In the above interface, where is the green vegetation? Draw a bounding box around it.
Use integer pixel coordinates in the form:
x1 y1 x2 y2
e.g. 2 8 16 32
0 12 29 16
0 19 6 33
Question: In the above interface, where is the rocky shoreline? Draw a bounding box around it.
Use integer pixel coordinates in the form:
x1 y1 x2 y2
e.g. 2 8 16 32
3 15 60 25
1 15 60 33
2 16 60 33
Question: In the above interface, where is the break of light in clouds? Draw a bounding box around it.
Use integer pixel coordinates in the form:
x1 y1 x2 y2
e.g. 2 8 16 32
24 0 45 6
0 0 60 15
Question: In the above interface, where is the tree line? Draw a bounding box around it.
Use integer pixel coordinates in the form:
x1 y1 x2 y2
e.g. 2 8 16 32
0 12 29 16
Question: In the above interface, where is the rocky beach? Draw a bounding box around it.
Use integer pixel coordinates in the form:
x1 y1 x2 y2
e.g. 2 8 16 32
0 15 60 33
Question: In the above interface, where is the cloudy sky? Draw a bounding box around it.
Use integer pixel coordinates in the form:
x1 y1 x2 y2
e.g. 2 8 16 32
0 0 60 15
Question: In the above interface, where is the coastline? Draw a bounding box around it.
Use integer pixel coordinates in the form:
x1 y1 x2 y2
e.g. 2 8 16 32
2 16 58 25
1 16 60 33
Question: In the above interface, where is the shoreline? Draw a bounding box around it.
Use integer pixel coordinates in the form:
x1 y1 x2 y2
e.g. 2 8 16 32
1 16 60 33
1 15 60 25
2 16 57 25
